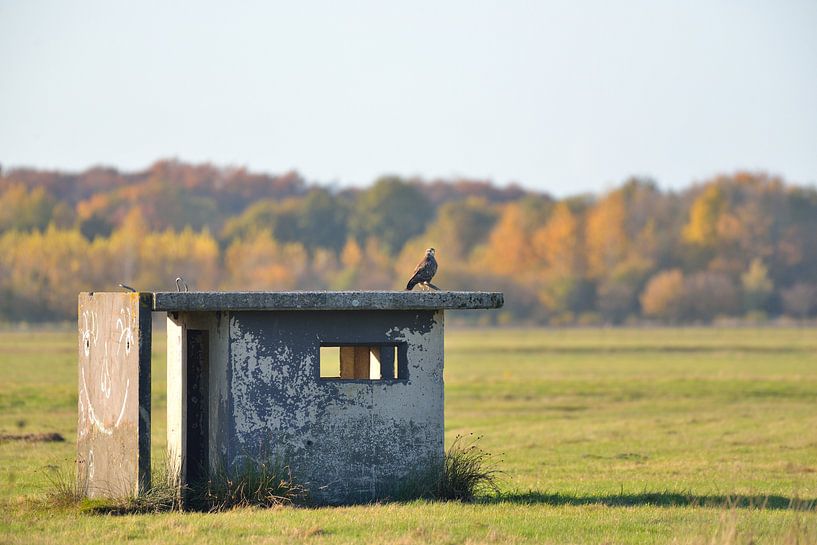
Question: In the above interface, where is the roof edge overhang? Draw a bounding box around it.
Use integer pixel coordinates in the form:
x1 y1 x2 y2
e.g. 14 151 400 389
147 290 504 312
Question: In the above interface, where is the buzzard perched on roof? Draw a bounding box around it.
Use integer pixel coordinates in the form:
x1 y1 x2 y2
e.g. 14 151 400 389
406 248 439 291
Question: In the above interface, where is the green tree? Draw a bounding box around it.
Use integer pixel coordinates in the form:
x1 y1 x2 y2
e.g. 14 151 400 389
220 199 300 244
296 189 349 252
349 177 433 254
416 198 498 261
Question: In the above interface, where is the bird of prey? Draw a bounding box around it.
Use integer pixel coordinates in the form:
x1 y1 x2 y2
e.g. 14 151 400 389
406 248 439 291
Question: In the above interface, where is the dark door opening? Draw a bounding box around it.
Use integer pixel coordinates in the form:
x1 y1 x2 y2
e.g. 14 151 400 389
186 329 209 486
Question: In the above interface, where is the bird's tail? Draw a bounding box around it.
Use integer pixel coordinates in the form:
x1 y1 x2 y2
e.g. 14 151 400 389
406 278 417 291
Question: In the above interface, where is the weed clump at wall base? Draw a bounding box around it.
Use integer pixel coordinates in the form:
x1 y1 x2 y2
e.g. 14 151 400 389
189 458 308 511
436 435 502 501
44 465 85 509
44 456 308 514
60 461 183 515
394 435 502 502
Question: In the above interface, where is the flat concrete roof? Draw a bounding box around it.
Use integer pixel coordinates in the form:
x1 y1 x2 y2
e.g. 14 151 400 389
152 291 503 312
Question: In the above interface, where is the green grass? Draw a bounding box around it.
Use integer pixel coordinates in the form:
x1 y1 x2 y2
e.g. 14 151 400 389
1 327 816 543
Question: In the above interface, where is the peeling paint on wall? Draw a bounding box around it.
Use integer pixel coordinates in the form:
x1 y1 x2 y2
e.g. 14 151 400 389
221 310 444 504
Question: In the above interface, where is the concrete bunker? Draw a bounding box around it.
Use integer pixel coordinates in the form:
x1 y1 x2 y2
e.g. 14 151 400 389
77 290 503 504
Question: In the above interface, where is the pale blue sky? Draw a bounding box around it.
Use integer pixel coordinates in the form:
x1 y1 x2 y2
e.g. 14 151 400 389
1 1 816 195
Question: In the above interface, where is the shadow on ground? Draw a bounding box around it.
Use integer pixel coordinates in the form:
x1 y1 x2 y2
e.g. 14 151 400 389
481 492 817 511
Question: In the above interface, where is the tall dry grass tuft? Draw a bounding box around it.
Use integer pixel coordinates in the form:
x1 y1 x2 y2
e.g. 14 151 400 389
43 464 86 508
43 453 307 514
394 434 502 502
71 455 183 515
188 457 308 511
435 434 502 501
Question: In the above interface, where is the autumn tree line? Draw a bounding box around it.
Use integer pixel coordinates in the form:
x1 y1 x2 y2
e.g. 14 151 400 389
1 160 816 324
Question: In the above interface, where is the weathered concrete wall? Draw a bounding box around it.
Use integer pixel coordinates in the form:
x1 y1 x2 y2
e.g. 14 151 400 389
78 290 498 503
166 309 445 504
77 292 151 497
225 309 445 504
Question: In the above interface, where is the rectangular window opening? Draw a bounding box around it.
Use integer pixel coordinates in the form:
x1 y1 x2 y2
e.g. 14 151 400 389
319 343 406 380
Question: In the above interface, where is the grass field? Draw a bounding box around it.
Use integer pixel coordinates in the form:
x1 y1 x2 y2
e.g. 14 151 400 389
1 327 816 544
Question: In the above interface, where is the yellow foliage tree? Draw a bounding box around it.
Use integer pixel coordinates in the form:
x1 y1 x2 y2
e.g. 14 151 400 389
224 231 307 290
358 238 395 289
137 227 220 291
478 202 541 278
340 238 363 270
640 269 685 321
585 192 628 279
0 227 90 318
531 203 585 312
532 203 582 276
105 208 149 285
683 184 725 246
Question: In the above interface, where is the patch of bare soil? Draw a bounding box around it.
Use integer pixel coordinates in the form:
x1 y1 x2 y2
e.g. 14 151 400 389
0 432 65 443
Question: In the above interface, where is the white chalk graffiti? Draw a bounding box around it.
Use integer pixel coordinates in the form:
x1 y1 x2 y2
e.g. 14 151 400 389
78 387 87 437
81 366 130 436
81 310 98 357
117 307 134 357
78 304 133 438
100 343 112 399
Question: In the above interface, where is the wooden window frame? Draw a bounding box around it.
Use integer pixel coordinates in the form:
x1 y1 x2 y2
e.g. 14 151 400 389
319 342 408 381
